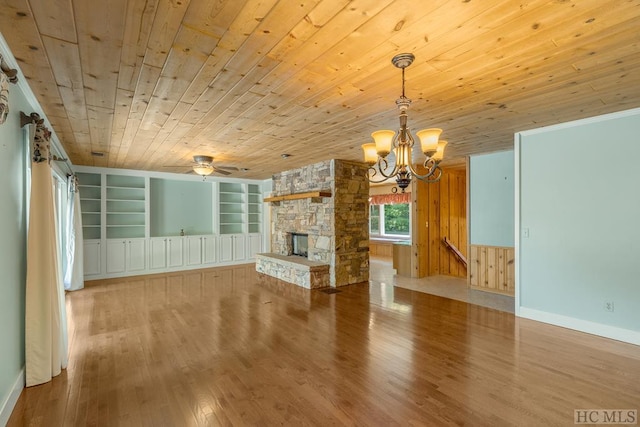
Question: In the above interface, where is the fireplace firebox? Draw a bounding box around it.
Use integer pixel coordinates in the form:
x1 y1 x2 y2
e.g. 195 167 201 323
290 233 309 258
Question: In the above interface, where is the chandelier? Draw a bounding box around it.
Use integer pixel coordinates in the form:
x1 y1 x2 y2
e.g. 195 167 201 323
362 53 447 192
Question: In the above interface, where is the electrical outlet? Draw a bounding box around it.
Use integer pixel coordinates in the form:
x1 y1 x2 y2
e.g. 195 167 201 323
604 301 614 312
523 228 530 238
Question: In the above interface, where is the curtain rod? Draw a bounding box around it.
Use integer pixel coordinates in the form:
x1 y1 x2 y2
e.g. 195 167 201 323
0 53 18 84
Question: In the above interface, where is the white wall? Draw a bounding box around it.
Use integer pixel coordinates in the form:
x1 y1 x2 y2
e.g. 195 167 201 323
0 72 29 423
469 150 514 247
516 107 640 345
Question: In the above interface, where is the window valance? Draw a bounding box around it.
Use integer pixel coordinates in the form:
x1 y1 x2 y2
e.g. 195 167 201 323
369 192 411 205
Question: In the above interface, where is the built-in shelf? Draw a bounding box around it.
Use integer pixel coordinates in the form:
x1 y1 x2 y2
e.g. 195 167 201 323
106 175 146 238
219 182 246 235
248 184 262 234
77 172 103 239
263 190 331 203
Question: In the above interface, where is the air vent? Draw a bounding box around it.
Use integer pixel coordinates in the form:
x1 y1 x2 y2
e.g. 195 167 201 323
319 288 341 294
91 151 104 157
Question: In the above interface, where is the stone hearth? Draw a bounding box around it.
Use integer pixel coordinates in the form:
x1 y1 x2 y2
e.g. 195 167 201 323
255 253 329 289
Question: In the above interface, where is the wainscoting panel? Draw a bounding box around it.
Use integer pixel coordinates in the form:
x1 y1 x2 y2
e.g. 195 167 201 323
469 245 515 295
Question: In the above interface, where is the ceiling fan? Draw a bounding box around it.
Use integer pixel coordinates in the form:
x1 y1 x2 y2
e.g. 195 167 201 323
164 155 239 177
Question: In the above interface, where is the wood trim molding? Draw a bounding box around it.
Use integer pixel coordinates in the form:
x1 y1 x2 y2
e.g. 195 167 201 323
263 191 331 203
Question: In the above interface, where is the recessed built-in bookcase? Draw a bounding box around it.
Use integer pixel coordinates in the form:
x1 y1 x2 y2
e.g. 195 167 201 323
248 184 262 233
106 174 146 239
219 182 245 234
77 172 102 240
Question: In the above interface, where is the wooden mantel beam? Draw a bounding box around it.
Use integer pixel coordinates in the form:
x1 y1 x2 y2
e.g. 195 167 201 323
263 191 331 203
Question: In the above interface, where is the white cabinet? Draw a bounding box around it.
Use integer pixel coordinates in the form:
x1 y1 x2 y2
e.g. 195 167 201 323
106 239 146 274
77 167 266 279
186 235 217 266
186 236 203 266
83 240 102 276
247 233 262 260
106 240 126 274
149 237 184 269
220 234 246 263
167 237 183 268
128 239 146 272
149 238 167 270
202 235 216 264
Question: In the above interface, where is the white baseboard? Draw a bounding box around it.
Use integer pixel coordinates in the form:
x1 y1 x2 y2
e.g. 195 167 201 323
518 307 640 346
0 368 24 426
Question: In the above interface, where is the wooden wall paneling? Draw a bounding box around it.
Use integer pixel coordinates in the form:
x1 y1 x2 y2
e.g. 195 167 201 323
439 172 450 276
411 179 429 278
369 241 392 258
487 247 497 291
498 249 506 291
466 157 471 287
506 249 515 295
429 179 440 276
458 170 467 260
469 245 515 295
479 246 487 291
411 168 467 279
469 245 478 288
450 172 461 277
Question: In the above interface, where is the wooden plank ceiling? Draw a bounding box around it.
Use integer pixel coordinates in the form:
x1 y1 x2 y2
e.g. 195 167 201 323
1 0 640 179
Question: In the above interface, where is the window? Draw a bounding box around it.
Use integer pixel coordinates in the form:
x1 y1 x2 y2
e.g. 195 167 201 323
370 205 380 234
370 202 410 238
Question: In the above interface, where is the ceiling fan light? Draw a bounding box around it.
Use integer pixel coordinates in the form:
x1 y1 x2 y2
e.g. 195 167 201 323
193 164 213 176
361 143 378 165
371 130 395 157
416 128 442 154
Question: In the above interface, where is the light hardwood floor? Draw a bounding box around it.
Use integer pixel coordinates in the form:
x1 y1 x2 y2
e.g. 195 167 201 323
8 263 640 426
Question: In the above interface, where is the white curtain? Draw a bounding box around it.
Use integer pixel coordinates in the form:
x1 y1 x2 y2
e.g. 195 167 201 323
64 175 84 291
24 116 68 387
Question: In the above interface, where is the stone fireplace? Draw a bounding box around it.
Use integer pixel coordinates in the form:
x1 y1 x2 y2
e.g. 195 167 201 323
288 232 309 258
256 159 369 288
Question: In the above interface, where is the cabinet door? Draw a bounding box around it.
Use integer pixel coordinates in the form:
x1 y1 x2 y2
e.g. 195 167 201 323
83 240 101 276
106 240 126 274
167 237 184 268
233 235 246 261
150 238 167 270
186 236 202 266
247 234 262 260
127 239 146 272
219 235 234 263
202 235 216 264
